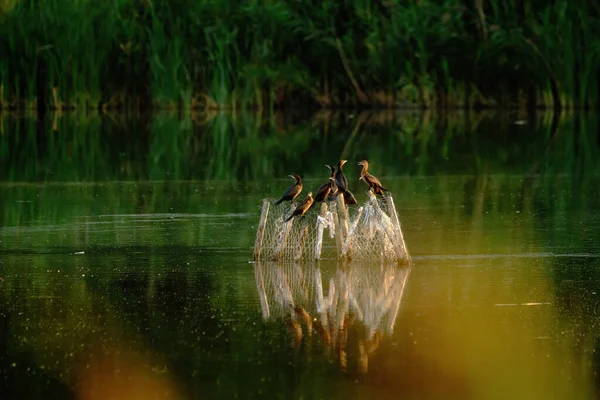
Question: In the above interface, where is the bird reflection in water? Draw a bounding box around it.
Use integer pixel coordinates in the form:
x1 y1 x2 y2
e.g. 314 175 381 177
253 261 412 374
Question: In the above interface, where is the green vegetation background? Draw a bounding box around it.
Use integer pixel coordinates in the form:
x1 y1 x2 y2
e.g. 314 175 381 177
1 0 599 110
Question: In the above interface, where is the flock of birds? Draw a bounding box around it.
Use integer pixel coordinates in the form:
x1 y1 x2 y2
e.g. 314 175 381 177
274 160 389 222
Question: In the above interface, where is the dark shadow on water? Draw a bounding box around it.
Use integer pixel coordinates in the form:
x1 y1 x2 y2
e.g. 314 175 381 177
0 305 74 399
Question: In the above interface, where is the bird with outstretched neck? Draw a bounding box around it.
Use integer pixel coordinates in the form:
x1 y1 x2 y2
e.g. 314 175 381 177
325 164 339 201
334 160 349 194
358 160 389 196
274 174 303 205
333 160 358 205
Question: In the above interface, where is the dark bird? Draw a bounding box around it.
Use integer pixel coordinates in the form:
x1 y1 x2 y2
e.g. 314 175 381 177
332 160 358 205
284 192 314 222
274 174 302 205
311 177 336 209
334 160 349 194
325 164 339 201
358 160 389 196
343 189 358 205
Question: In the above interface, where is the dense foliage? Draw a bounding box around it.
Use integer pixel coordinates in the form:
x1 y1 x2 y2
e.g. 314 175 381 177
1 0 599 110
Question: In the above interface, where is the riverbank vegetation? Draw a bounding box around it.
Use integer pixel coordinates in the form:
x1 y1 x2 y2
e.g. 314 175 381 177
0 0 599 111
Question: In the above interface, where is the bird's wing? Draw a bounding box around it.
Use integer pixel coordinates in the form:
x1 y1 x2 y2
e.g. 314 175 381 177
369 174 384 188
282 184 300 198
335 172 348 190
316 182 327 194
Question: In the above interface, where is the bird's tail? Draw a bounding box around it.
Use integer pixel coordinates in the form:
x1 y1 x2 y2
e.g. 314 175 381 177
343 190 358 205
274 198 283 205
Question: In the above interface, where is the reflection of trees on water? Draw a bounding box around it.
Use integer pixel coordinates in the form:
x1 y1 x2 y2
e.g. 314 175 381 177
3 110 597 182
254 261 411 374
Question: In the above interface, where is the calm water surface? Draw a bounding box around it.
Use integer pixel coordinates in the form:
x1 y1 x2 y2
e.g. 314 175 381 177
1 113 600 399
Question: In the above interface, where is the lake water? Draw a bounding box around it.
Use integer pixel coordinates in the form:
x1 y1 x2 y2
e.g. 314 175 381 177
1 111 599 399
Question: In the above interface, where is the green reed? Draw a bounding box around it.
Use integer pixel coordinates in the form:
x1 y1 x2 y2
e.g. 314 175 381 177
2 0 600 110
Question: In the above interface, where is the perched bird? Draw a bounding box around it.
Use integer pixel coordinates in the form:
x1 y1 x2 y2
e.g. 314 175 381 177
334 160 349 194
274 174 302 205
325 164 339 201
311 177 336 209
284 192 314 222
358 160 388 196
332 160 358 205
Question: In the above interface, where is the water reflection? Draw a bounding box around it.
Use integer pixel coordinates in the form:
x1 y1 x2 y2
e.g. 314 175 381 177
1 110 600 398
254 261 411 374
2 110 599 182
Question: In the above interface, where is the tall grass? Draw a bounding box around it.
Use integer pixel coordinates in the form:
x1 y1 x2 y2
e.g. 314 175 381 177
2 0 600 110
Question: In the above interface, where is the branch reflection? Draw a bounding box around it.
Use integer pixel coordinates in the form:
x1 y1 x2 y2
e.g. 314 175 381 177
254 261 412 374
